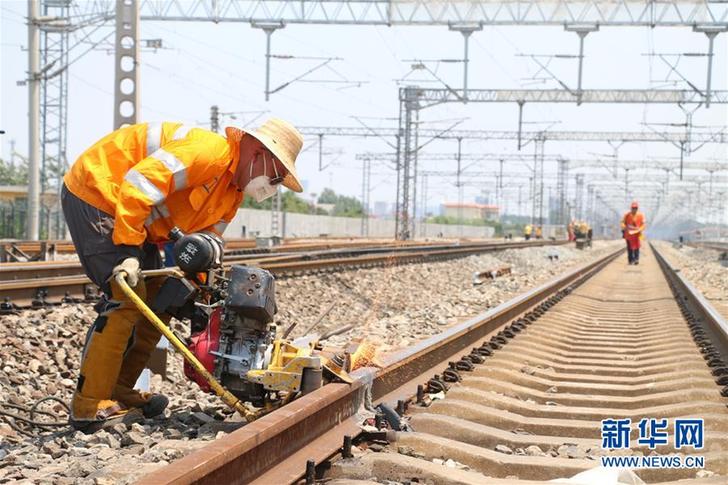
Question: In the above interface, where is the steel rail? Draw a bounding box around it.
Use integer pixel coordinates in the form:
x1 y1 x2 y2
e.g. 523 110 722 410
652 242 728 362
258 240 566 273
0 239 489 280
687 241 728 252
0 237 405 261
0 240 567 308
0 238 293 254
321 246 728 482
0 240 553 281
137 246 624 485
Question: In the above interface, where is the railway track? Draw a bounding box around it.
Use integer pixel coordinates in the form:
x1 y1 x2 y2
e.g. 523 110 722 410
0 237 455 262
687 241 728 253
0 240 547 282
137 243 728 484
659 241 728 329
0 237 371 255
0 240 565 309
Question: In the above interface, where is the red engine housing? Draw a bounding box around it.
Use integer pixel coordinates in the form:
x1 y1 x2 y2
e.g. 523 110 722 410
184 307 222 392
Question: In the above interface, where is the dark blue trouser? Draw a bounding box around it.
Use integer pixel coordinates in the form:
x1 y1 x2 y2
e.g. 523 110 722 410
61 184 161 295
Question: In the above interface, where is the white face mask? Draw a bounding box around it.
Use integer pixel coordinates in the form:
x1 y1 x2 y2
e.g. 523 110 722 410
244 153 280 203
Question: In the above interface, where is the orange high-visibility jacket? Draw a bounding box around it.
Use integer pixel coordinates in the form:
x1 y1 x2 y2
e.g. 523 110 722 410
64 122 244 246
621 211 646 238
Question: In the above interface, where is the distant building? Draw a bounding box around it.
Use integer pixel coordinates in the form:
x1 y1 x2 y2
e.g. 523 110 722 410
0 185 58 207
475 194 494 205
441 202 499 221
373 201 390 218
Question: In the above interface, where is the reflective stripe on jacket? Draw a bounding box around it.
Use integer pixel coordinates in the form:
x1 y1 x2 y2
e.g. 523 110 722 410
63 122 244 246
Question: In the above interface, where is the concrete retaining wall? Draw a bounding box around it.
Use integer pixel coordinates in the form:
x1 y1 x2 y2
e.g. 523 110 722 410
226 208 495 239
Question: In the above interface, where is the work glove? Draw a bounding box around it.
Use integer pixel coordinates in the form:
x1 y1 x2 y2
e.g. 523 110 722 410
112 257 141 287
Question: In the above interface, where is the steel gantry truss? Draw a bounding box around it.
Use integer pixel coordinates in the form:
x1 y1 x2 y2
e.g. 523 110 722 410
300 126 728 143
357 152 565 163
405 154 728 229
557 159 569 225
340 127 728 229
102 0 728 129
393 85 728 239
22 0 74 240
39 0 70 195
79 0 717 111
109 1 728 27
26 0 114 238
574 173 585 220
357 152 728 175
418 171 728 186
410 88 728 106
24 0 728 239
356 144 728 235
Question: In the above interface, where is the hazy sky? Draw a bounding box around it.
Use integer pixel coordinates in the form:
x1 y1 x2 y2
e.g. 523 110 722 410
2 1 726 220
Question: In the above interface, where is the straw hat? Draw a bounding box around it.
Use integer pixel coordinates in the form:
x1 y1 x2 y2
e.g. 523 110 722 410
242 118 304 193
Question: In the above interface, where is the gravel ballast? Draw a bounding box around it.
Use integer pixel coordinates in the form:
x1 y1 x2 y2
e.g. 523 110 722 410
653 241 728 320
0 241 619 484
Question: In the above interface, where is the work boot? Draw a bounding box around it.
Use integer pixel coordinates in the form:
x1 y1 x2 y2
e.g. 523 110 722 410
143 393 169 418
69 401 145 433
112 277 168 416
112 386 169 418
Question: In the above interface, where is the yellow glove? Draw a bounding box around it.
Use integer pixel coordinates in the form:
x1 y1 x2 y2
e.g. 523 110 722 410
112 257 141 287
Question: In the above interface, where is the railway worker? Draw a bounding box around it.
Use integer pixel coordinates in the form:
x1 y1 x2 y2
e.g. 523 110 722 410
535 226 543 239
620 201 646 265
524 224 532 240
61 119 304 431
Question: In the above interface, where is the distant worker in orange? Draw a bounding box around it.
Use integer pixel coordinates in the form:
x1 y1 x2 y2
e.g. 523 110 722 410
620 201 646 265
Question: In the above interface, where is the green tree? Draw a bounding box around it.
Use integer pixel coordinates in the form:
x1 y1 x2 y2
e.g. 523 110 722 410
316 188 363 217
281 190 311 213
241 187 364 218
332 194 363 217
317 188 338 204
427 215 486 226
426 215 503 234
0 157 29 185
